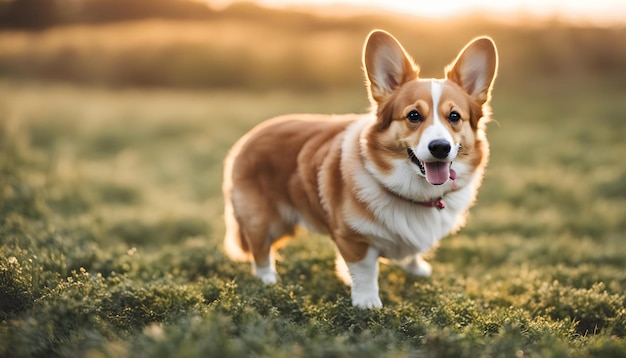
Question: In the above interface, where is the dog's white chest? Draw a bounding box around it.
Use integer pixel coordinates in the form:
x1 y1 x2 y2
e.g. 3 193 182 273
345 189 469 259
338 117 480 260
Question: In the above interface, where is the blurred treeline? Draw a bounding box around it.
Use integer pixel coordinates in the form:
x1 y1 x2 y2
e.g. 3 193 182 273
0 0 218 29
0 0 625 92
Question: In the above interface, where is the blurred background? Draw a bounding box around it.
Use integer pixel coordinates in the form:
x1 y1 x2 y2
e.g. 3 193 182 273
1 0 625 92
0 0 625 248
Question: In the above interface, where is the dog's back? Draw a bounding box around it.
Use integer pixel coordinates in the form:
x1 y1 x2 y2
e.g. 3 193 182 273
222 114 354 276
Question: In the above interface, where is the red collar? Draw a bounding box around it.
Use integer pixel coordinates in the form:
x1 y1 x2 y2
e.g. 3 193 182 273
420 198 446 210
383 185 452 210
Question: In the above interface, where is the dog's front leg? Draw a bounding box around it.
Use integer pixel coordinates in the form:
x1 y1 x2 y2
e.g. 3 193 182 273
347 246 382 308
398 254 432 277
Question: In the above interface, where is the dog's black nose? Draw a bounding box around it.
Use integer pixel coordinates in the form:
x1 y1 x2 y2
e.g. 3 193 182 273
428 140 451 159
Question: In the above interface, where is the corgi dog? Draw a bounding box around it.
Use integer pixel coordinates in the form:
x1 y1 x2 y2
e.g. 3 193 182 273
222 30 498 308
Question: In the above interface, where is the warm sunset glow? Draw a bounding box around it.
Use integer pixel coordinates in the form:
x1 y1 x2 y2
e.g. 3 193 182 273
209 0 626 25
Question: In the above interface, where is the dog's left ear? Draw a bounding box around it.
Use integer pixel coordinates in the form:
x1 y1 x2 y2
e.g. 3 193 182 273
363 30 419 104
446 37 498 105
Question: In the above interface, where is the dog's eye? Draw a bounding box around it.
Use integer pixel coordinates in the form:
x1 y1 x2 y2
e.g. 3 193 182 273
406 110 423 123
448 111 461 123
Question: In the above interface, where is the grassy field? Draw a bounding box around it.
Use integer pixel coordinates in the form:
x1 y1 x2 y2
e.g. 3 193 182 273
1 8 626 357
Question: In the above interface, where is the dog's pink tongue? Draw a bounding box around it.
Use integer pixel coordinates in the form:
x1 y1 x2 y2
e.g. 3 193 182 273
424 162 451 185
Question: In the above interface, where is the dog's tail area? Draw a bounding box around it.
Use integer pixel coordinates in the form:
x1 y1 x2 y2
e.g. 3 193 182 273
335 253 352 286
222 147 250 262
223 199 250 261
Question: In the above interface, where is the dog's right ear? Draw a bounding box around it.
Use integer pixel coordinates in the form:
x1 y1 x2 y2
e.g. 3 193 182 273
363 30 419 104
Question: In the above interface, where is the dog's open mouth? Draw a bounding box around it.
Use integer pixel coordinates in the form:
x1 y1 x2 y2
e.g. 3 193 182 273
407 148 457 186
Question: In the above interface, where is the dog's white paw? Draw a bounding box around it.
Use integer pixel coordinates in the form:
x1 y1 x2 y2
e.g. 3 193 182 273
400 255 432 277
351 294 382 309
253 264 278 284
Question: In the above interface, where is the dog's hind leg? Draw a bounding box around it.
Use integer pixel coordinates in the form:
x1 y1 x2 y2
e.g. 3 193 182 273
244 217 294 284
232 191 295 284
224 208 279 284
246 222 279 284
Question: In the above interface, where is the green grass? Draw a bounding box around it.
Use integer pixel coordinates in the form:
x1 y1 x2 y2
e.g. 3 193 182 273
1 77 624 357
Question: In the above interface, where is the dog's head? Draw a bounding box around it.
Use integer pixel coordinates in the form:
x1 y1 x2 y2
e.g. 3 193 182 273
362 30 498 186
